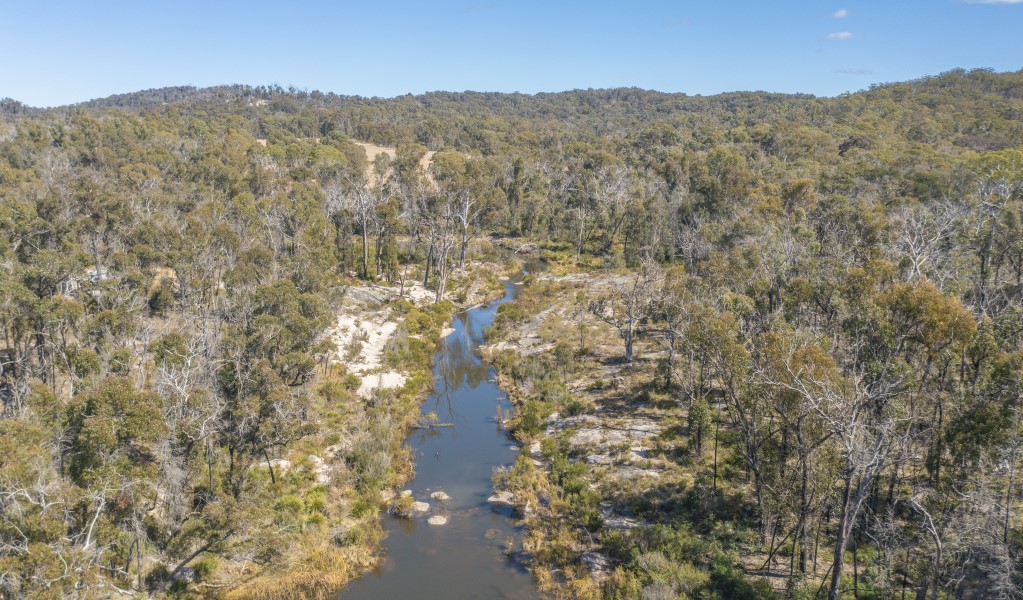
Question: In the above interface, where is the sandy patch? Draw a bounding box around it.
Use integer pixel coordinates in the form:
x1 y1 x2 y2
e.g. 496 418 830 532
331 314 396 372
356 371 407 397
328 280 446 397
354 141 396 164
328 306 404 397
353 141 436 187
400 282 435 305
347 281 435 307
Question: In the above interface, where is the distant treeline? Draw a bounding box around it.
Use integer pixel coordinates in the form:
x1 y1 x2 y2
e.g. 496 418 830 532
0 68 1021 598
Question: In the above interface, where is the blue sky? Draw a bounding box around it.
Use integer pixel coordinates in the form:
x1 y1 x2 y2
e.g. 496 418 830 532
2 0 1021 107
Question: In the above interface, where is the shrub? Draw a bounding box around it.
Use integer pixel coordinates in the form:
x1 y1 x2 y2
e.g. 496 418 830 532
305 490 328 513
192 555 218 581
512 399 554 435
343 374 362 391
277 494 304 514
318 380 352 404
148 280 177 315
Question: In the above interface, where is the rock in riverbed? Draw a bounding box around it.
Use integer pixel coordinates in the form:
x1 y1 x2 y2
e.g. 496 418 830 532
430 491 451 501
488 491 515 506
427 515 448 526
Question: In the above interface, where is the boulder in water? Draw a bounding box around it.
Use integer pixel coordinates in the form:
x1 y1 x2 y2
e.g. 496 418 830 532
488 491 515 506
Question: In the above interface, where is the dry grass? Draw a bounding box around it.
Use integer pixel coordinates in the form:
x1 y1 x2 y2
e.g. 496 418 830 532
147 266 178 296
224 535 373 600
352 141 435 186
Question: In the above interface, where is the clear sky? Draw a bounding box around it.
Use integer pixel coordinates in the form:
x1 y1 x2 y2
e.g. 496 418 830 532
2 0 1022 107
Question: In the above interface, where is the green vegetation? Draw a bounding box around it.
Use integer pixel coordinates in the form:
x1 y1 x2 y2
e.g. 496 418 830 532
1 67 1022 597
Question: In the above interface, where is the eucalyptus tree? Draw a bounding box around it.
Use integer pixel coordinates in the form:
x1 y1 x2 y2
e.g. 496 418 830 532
588 260 662 363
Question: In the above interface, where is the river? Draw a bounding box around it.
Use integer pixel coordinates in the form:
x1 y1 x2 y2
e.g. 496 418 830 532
339 263 543 599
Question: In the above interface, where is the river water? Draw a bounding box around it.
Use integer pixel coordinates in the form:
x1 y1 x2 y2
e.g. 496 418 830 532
340 265 542 600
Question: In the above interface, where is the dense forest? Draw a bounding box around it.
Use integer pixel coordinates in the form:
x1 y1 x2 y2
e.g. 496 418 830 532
1 67 1022 598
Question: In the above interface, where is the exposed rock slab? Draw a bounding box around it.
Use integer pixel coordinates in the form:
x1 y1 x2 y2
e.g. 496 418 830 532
581 551 611 573
615 467 661 480
307 454 330 484
488 491 516 506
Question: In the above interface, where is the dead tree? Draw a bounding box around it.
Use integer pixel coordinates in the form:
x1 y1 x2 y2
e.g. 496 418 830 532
588 261 662 362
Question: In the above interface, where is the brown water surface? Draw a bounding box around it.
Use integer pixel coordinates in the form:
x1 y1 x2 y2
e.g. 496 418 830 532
340 264 544 600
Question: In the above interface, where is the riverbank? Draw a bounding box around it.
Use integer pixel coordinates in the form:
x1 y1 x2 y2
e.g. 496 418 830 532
338 261 539 599
480 254 775 599
220 257 518 599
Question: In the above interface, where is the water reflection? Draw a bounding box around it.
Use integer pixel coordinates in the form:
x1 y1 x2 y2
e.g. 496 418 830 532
340 267 542 600
433 314 488 399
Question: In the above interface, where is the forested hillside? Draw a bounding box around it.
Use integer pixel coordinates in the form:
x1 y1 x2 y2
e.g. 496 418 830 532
1 67 1022 598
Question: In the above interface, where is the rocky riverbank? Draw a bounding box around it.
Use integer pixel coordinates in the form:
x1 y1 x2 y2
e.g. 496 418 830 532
480 266 713 598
